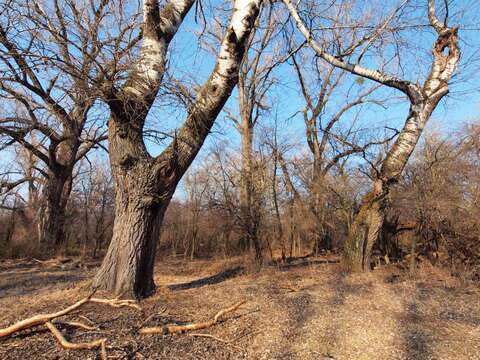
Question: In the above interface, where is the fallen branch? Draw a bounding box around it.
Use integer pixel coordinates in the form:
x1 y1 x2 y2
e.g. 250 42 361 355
52 320 98 331
0 297 91 337
279 286 300 292
0 296 141 360
89 298 142 311
139 300 246 335
0 297 141 338
45 322 106 350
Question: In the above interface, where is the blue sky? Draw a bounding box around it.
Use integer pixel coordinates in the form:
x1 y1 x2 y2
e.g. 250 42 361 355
1 0 479 202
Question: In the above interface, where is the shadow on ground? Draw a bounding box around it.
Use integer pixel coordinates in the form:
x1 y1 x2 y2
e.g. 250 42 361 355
0 272 86 299
167 266 245 291
278 259 339 271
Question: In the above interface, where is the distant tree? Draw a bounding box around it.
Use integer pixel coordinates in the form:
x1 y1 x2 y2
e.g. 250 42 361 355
0 0 134 248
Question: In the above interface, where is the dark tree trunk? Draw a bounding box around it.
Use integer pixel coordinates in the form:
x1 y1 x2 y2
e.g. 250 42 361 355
91 177 169 298
343 181 387 271
91 115 178 298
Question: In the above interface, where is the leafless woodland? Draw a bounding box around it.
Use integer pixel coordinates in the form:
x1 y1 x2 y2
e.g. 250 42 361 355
0 0 479 359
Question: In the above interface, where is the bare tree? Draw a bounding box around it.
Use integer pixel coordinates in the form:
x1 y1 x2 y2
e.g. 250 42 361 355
291 52 398 254
91 0 263 298
283 0 461 270
0 0 134 248
220 3 283 261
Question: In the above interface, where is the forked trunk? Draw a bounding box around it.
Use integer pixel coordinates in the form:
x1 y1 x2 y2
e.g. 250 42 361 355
94 0 262 298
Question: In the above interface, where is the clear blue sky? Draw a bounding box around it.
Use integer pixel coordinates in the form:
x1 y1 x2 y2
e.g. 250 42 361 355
1 0 479 202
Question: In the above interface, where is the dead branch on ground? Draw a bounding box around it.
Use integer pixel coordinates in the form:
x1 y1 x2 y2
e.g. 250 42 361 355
45 322 106 350
279 286 301 292
0 297 141 337
0 296 141 359
139 300 246 335
51 320 98 331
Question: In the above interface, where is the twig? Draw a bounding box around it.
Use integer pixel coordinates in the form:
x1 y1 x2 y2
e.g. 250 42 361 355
78 315 94 324
231 329 263 343
52 320 98 331
279 286 301 292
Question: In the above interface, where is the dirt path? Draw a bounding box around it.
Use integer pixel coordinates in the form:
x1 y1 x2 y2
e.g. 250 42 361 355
0 256 479 359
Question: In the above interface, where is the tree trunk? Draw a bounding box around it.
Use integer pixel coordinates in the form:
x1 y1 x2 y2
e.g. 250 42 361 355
284 0 460 271
37 173 71 250
93 0 262 298
342 180 386 271
239 120 260 255
92 155 173 298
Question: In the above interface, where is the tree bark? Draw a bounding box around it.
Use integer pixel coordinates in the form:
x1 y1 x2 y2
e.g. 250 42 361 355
239 121 262 259
343 181 385 271
37 171 72 248
91 168 169 297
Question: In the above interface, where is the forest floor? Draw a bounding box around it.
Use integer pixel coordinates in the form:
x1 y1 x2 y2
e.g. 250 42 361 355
0 254 479 360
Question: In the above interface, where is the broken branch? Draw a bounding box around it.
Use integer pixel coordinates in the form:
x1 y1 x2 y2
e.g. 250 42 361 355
0 297 141 338
139 300 246 335
45 321 106 350
52 320 98 331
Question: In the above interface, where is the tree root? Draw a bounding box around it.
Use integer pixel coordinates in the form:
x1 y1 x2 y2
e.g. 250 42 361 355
139 300 246 335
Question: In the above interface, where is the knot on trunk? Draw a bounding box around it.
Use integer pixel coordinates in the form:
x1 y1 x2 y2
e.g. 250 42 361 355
118 154 137 169
434 26 460 72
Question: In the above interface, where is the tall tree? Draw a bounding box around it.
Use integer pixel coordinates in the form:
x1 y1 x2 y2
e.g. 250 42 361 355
283 0 460 270
223 3 281 261
92 0 263 298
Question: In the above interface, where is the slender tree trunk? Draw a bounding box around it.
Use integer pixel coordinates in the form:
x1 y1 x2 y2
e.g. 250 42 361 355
239 122 260 256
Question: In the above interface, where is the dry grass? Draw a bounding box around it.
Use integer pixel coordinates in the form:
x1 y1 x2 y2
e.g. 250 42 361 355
0 255 479 359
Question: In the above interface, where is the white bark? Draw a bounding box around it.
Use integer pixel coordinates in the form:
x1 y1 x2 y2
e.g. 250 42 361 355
96 0 263 298
124 0 196 98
